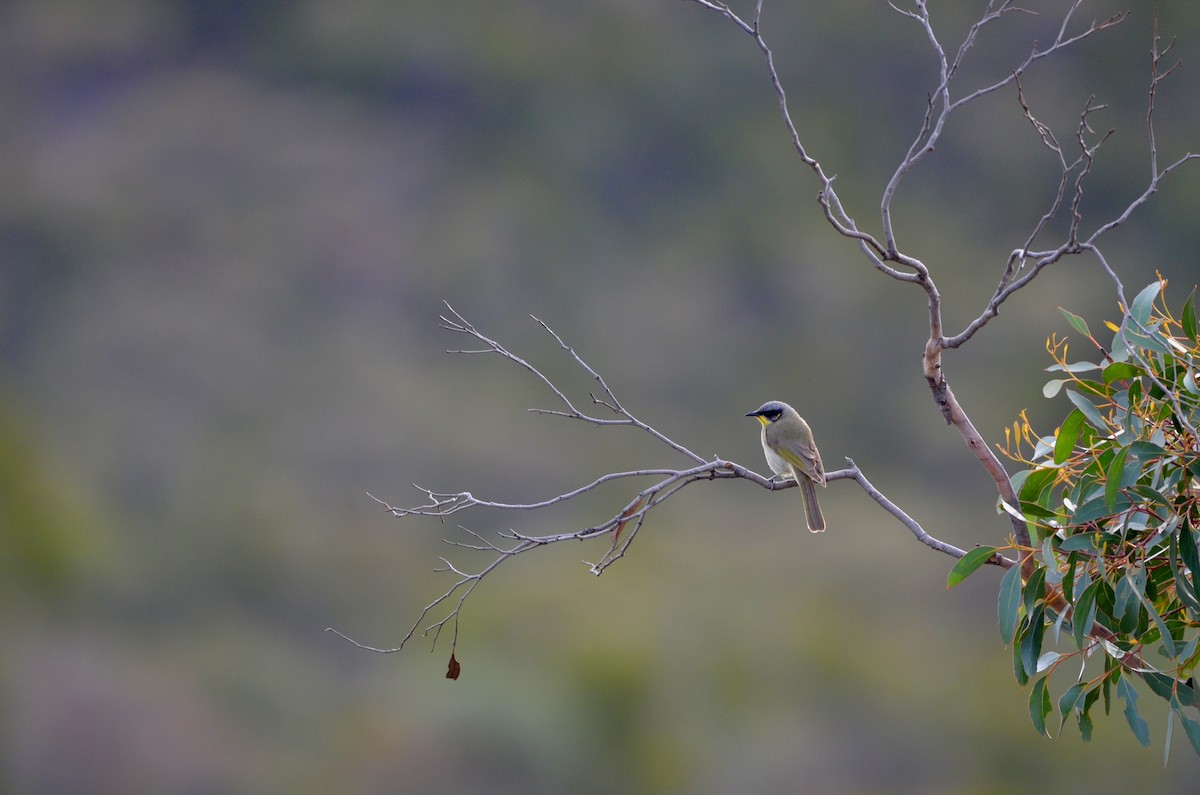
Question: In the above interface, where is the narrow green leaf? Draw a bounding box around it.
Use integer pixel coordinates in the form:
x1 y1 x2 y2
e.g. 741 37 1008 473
1128 281 1162 327
1102 668 1113 715
1175 701 1200 757
1169 533 1200 619
1058 682 1087 729
1122 325 1173 356
1144 672 1184 703
947 546 999 588
1060 307 1092 338
1133 588 1176 660
1165 704 1175 767
1013 631 1030 685
1078 710 1095 742
998 563 1022 645
1114 570 1144 635
1182 289 1199 345
1173 677 1198 709
1021 604 1046 677
1062 552 1079 603
1129 484 1171 511
1118 676 1151 748
1104 446 1130 511
1023 566 1047 616
1066 389 1110 432
1054 409 1085 464
1180 524 1200 603
1076 682 1102 742
1030 676 1052 737
1047 360 1103 374
1073 580 1100 650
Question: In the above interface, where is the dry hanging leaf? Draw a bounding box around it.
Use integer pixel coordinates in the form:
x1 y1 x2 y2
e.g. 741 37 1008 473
612 495 648 544
446 652 461 680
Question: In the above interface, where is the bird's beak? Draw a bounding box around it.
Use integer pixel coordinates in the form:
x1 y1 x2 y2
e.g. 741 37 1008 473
744 410 759 418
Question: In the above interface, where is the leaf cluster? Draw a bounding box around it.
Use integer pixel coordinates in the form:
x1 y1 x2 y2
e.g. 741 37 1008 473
957 281 1200 760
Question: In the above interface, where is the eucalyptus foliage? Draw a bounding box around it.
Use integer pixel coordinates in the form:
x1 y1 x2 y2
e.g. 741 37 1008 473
952 281 1200 760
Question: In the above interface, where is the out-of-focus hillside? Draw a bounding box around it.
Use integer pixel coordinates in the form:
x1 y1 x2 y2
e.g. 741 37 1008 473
2 1 1199 792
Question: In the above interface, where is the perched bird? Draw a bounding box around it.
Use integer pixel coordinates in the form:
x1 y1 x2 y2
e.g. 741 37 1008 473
745 400 827 532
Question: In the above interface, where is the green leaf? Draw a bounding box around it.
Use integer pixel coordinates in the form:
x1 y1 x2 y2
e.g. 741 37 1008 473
998 563 1022 645
1104 446 1130 511
1073 580 1100 650
1047 360 1103 374
1078 709 1095 742
1176 701 1200 757
1060 307 1092 338
1058 682 1087 729
1180 524 1200 603
1168 532 1200 618
1035 650 1062 673
1143 672 1173 701
1133 588 1176 660
1043 379 1065 398
1175 677 1199 710
1102 667 1113 715
1019 467 1057 504
947 546 999 588
1128 440 1167 461
1128 281 1162 327
1122 324 1173 356
1013 632 1030 686
1023 566 1047 616
1182 289 1199 345
1058 532 1104 553
1143 672 1197 706
1165 703 1175 767
1021 604 1046 677
1054 409 1085 464
1102 361 1143 383
1062 553 1081 603
1078 680 1101 743
1030 676 1052 737
1066 389 1110 432
1118 676 1151 747
1072 493 1131 525
1113 570 1144 635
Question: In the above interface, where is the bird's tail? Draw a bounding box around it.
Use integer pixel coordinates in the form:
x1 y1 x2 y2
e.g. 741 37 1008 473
799 477 826 533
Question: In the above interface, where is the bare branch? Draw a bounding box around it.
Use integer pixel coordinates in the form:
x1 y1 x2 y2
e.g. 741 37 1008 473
331 310 985 654
844 458 1015 569
440 303 708 465
946 12 1198 350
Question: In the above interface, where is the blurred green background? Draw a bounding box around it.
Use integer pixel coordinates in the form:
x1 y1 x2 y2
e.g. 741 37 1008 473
3 1 1200 792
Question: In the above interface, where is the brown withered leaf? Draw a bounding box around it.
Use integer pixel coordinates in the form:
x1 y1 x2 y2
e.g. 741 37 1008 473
612 495 648 544
446 652 461 680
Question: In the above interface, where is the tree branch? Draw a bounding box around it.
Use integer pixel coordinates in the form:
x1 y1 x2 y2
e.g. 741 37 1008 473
336 2 1195 667
686 2 1194 578
329 310 992 655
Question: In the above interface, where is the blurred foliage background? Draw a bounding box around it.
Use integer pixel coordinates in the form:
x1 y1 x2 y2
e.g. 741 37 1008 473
2 0 1200 792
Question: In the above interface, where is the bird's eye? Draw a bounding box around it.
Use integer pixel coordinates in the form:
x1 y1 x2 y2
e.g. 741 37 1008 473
766 409 782 421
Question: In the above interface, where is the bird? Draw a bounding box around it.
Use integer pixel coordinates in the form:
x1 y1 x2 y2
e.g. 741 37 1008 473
745 400 827 532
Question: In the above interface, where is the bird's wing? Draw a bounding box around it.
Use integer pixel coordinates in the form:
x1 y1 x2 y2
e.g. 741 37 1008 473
775 436 826 486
